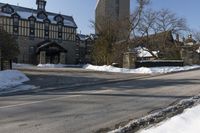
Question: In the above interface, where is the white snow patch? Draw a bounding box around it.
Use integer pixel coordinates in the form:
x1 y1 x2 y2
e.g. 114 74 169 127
196 47 200 53
37 64 67 68
138 104 200 133
13 63 34 68
135 46 156 58
37 64 81 68
83 64 200 74
0 70 29 90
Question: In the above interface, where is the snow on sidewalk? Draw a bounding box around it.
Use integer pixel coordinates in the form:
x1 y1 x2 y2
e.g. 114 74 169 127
0 70 30 90
83 64 200 74
138 104 200 133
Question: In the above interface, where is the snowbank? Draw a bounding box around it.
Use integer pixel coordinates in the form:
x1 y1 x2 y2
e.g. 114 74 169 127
12 63 34 68
37 64 67 68
37 64 81 68
83 64 200 74
138 104 200 133
0 70 29 90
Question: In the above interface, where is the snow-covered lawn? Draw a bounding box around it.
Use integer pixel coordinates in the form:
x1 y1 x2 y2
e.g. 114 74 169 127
0 70 35 93
83 64 200 74
138 104 200 133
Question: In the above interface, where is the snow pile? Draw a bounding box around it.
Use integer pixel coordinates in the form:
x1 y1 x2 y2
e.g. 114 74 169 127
83 64 200 74
109 96 200 133
37 64 67 68
0 70 29 90
37 64 82 68
13 63 34 68
138 104 200 133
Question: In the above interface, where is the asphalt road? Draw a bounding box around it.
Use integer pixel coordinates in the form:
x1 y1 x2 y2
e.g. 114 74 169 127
0 70 200 133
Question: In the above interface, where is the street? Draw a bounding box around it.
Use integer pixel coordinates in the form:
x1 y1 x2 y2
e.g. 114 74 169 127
0 69 200 133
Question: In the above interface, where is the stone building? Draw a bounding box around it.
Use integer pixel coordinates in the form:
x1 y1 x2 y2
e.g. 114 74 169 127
95 0 130 39
76 34 96 64
180 35 200 65
0 0 77 64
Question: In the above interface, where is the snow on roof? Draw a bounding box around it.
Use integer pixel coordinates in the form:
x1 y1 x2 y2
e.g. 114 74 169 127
135 46 157 58
77 34 90 41
0 2 77 28
196 47 200 53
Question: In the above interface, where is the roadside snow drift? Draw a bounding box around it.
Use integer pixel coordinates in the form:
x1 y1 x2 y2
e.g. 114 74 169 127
138 104 200 133
37 63 81 68
37 64 67 68
83 64 200 74
0 70 29 90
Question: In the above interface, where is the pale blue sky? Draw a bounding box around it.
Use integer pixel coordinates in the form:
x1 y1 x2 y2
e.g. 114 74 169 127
1 0 200 34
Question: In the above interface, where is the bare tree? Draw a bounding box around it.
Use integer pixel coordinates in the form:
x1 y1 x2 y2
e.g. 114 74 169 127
128 0 150 39
135 9 157 37
154 9 188 34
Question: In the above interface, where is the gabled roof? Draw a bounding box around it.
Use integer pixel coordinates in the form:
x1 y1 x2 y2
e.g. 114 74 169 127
0 2 77 28
131 31 175 50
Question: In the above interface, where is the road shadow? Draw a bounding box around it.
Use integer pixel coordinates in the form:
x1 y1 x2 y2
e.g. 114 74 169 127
1 74 199 100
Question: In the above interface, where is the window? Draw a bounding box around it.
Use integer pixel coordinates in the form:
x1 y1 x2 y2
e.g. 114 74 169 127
2 4 14 14
12 14 20 35
58 23 63 39
29 18 35 36
54 15 64 23
28 16 36 36
13 15 19 26
37 11 47 19
44 19 50 38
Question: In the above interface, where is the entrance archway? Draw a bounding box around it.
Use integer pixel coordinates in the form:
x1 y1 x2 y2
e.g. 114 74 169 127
36 41 67 64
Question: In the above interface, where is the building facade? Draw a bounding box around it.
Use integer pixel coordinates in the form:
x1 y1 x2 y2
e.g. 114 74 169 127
95 0 130 39
0 0 78 64
76 34 97 64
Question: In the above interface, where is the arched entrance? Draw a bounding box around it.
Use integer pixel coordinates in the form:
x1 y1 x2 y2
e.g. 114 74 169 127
36 41 67 64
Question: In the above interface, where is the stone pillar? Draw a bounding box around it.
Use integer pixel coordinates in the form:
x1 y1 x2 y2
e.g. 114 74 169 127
39 51 46 64
60 52 66 64
123 52 136 69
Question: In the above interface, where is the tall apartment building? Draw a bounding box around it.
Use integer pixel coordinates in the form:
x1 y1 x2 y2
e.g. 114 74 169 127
95 0 130 39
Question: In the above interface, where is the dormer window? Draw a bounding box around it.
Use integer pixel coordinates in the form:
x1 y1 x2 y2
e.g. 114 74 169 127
44 19 50 38
11 13 20 25
2 4 14 14
28 16 36 36
11 13 20 35
37 11 47 19
54 14 64 23
44 19 50 29
28 16 36 27
58 22 63 39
